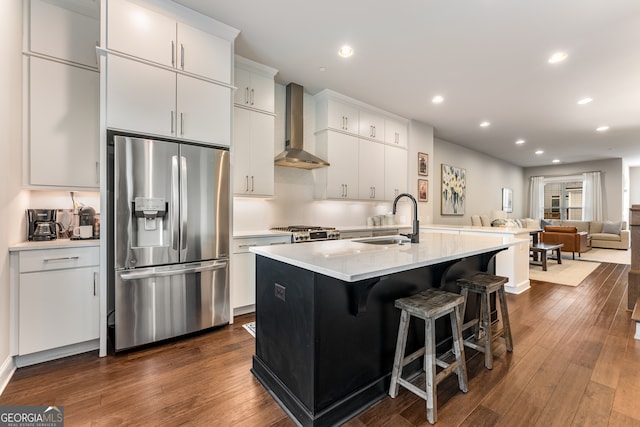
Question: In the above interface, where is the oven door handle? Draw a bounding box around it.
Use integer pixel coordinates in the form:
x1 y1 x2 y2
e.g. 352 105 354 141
119 261 227 281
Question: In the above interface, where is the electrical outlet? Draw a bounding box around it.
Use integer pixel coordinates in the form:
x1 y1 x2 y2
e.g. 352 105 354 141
275 283 286 301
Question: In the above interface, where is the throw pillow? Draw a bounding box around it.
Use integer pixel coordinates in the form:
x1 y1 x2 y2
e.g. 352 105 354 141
540 219 553 229
602 221 621 235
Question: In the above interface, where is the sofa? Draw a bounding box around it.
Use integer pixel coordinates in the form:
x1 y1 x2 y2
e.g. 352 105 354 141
549 220 629 250
540 226 590 259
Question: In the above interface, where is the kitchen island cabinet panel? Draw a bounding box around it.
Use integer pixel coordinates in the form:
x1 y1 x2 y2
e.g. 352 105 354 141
28 57 99 189
253 252 494 426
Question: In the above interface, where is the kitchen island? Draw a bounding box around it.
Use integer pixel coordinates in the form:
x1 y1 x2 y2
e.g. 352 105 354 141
250 231 522 426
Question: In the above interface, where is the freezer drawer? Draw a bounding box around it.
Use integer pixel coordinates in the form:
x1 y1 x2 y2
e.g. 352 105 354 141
114 260 229 351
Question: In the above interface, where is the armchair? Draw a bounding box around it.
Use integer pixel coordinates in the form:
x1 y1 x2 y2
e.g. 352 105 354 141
540 226 590 259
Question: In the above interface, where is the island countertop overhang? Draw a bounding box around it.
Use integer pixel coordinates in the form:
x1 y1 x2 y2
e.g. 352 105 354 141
250 231 525 282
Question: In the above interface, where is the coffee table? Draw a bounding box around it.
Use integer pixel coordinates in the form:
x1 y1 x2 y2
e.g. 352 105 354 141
530 243 563 271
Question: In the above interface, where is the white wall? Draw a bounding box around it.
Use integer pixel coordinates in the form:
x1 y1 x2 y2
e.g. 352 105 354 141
409 120 435 224
523 158 625 222
433 138 524 226
0 0 25 393
630 166 640 207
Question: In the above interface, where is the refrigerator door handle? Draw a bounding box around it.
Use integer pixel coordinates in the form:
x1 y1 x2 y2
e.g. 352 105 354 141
119 260 227 281
180 155 188 251
171 155 180 250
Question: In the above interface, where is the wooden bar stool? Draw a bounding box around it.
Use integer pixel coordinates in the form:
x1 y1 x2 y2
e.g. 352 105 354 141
389 288 468 424
456 273 513 370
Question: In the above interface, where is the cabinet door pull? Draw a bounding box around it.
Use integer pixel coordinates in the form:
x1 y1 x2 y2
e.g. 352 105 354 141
245 176 249 192
170 110 175 134
251 176 255 192
95 161 99 184
245 87 249 104
180 44 185 69
373 187 376 198
345 184 348 198
93 272 97 296
345 117 349 130
180 112 184 136
250 88 255 105
171 40 175 67
44 256 79 262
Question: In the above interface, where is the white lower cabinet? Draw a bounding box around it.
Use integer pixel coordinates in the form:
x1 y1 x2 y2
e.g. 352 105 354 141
19 267 99 355
13 246 100 361
231 235 290 315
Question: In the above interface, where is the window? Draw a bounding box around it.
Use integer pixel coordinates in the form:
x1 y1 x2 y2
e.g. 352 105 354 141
543 180 583 221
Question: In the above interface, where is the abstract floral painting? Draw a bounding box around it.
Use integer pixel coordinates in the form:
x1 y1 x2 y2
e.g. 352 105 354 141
441 164 466 215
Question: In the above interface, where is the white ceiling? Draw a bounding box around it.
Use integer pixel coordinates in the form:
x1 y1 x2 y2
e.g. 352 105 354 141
175 0 640 168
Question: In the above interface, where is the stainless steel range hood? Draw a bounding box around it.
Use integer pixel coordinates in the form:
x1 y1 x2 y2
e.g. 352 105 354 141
274 83 329 169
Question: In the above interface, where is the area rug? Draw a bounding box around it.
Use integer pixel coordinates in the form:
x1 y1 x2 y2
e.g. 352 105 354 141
529 259 601 287
578 248 630 265
242 321 256 338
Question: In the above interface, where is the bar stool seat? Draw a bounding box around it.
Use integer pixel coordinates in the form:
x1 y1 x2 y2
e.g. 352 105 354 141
389 288 468 424
456 273 513 370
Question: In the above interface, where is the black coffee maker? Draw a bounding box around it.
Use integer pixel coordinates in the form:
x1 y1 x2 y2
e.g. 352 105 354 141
27 209 58 241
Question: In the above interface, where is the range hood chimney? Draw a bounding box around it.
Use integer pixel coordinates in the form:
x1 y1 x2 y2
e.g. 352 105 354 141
274 83 330 169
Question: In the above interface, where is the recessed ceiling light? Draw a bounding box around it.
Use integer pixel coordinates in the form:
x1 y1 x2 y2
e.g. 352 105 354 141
535 150 544 155
432 95 444 104
552 159 560 163
515 139 525 145
577 97 593 105
338 45 353 58
319 66 326 72
596 125 610 132
548 51 568 64
479 121 491 128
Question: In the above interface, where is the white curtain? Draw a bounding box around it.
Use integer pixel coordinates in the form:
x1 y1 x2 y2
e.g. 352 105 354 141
529 176 544 219
583 171 603 221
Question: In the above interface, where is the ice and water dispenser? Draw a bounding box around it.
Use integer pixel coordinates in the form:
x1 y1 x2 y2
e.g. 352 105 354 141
133 197 167 247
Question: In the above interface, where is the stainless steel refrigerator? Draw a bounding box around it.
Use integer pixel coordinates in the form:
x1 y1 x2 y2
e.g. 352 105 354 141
108 133 230 351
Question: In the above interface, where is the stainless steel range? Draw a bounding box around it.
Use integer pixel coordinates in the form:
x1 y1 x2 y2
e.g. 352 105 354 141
271 226 340 243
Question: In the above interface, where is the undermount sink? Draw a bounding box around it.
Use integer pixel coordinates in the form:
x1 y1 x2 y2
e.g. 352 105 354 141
353 236 411 245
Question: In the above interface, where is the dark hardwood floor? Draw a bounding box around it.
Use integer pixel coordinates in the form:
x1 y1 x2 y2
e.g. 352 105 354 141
2 262 640 426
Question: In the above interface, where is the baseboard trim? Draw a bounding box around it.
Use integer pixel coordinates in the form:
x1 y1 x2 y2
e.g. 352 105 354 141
14 339 99 368
0 355 16 397
505 279 531 294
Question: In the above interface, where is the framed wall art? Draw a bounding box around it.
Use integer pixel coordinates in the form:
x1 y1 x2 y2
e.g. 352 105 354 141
441 164 466 215
418 179 428 202
502 187 513 213
418 152 428 176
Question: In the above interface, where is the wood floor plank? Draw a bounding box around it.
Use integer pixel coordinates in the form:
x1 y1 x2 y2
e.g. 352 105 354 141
1 262 639 427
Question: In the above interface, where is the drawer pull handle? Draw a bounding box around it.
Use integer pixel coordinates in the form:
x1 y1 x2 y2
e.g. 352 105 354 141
44 256 80 262
269 242 287 245
237 244 257 248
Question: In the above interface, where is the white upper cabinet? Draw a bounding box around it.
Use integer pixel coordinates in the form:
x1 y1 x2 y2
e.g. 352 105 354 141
358 139 385 200
107 0 176 67
316 95 359 134
107 56 231 146
384 117 408 147
29 0 99 67
177 23 231 83
232 107 275 196
315 131 359 199
107 55 176 137
234 56 277 113
107 0 233 83
29 57 100 189
385 145 408 200
358 110 385 142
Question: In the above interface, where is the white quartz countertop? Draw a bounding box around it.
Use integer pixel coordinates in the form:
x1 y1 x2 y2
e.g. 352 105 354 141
9 238 100 252
421 224 539 236
250 231 523 282
233 224 411 239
